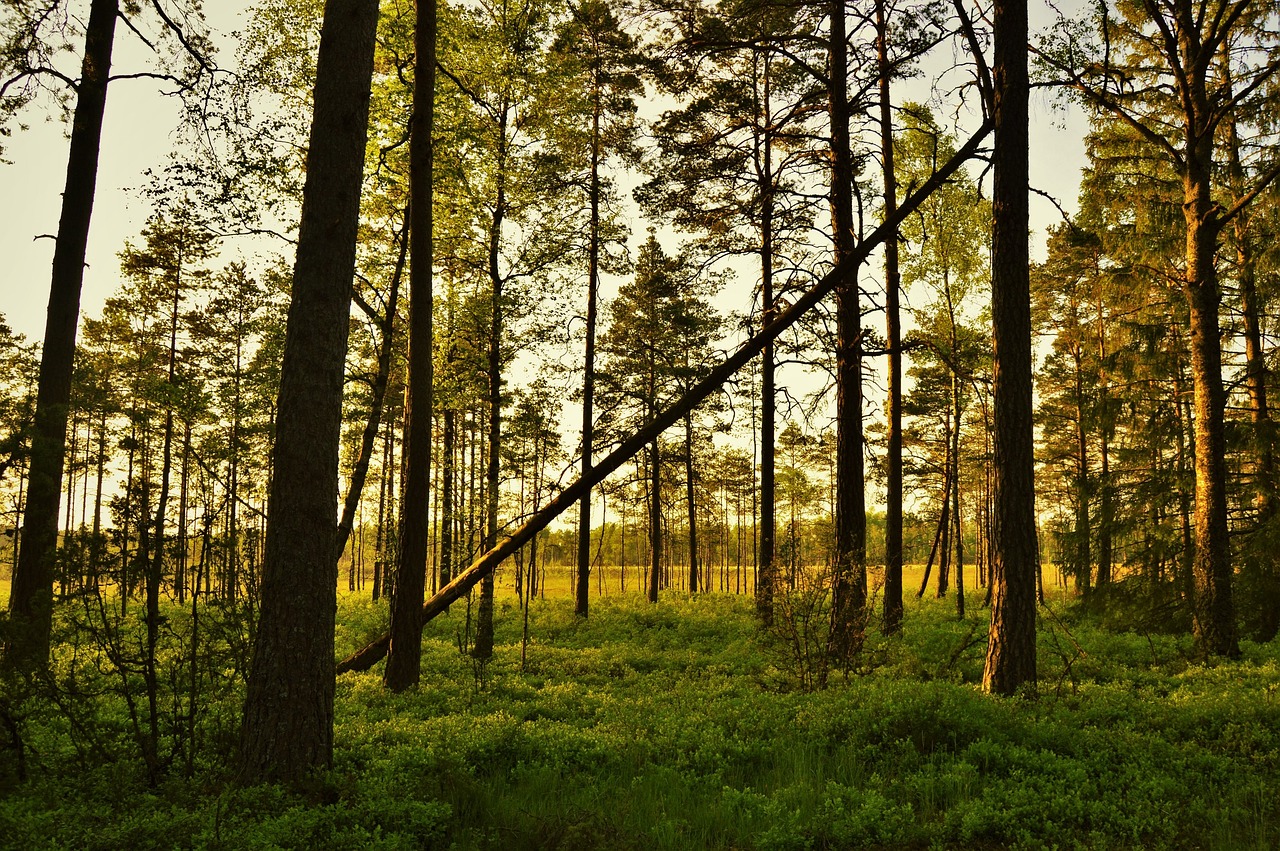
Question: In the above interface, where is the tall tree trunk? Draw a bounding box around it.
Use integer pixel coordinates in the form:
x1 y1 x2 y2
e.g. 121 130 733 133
237 0 379 785
175 424 190 605
6 0 117 672
475 160 507 663
1170 327 1195 596
877 0 903 635
758 214 777 625
1222 67 1276 639
385 12 435 686
828 0 867 668
952 362 965 618
684 413 698 593
440 408 455 586
576 89 603 619
1095 295 1113 590
373 414 392 601
937 406 952 598
91 408 107 591
754 53 778 626
648 439 661 603
121 423 135 612
1074 350 1091 597
982 0 1038 696
1185 213 1237 656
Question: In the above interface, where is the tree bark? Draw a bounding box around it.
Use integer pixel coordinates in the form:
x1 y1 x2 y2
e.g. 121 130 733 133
877 0 903 635
982 0 1038 696
757 205 777 625
1074 347 1090 596
1185 216 1237 656
685 414 698 593
828 0 867 667
648 440 661 603
5 0 117 672
237 0 379 784
576 88 602 619
474 200 505 663
385 0 436 691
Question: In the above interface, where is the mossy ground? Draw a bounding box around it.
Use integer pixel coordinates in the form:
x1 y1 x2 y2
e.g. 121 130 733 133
2 574 1278 850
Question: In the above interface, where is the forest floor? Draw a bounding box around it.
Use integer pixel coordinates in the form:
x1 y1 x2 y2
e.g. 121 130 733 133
2 574 1279 850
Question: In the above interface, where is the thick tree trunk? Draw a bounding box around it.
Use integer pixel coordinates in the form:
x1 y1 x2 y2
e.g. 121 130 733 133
828 0 867 667
1185 213 1237 657
5 0 117 672
237 0 379 784
385 0 436 691
982 0 1038 696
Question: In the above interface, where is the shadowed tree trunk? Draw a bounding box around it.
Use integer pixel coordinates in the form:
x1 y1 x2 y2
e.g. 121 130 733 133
754 51 778 622
236 0 379 784
878 0 904 636
5 0 117 673
685 413 698 593
828 0 867 669
982 0 1038 696
385 0 436 692
648 440 661 603
576 91 602 619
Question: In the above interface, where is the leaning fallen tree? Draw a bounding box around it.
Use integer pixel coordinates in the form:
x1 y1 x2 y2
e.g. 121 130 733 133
336 117 994 675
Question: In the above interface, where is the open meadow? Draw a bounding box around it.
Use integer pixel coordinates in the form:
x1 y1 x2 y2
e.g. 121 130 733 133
2 568 1279 850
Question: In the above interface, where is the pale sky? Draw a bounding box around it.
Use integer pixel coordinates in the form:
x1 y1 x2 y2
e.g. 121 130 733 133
0 2 1087 346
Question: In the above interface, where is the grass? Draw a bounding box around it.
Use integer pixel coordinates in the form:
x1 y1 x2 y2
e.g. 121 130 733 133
1 573 1279 850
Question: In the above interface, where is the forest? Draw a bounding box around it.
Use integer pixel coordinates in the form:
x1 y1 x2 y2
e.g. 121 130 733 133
0 0 1278 848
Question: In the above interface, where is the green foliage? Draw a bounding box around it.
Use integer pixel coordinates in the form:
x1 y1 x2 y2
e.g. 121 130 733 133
3 592 1280 849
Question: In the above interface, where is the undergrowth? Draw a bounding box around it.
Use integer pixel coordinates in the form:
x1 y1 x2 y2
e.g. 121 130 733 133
1 590 1278 850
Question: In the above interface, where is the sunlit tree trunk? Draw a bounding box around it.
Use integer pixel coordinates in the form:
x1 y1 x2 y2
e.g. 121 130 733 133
982 0 1038 696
